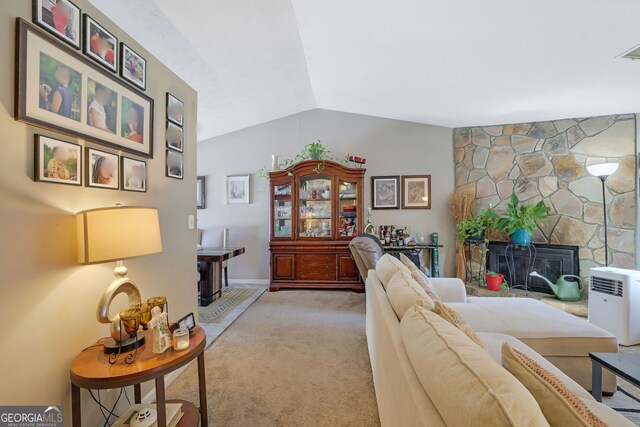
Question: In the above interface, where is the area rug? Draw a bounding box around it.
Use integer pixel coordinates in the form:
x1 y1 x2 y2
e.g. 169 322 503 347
198 287 257 323
603 343 640 425
168 290 380 427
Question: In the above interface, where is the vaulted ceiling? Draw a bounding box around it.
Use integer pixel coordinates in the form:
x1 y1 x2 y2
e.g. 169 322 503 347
91 0 640 141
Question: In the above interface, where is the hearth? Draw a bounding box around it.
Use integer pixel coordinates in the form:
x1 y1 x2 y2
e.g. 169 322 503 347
486 242 580 294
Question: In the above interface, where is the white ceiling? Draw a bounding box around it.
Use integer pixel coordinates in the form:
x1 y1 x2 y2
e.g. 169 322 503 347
91 0 640 141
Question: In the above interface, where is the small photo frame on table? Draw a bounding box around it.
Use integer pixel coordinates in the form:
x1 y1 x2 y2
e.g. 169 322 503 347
371 176 400 210
121 156 147 192
166 121 183 152
227 175 250 204
402 175 431 209
197 176 206 209
120 43 146 90
32 0 81 49
83 14 117 72
34 134 82 186
86 147 118 189
166 93 184 126
166 150 183 179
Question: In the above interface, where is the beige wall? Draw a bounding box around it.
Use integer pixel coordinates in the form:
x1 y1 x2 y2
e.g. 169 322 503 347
0 2 197 425
197 109 455 279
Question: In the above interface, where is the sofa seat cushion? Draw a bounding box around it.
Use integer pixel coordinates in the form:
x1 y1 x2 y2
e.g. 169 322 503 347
400 306 550 427
375 254 410 289
450 298 617 357
502 343 607 426
387 270 435 319
477 332 593 402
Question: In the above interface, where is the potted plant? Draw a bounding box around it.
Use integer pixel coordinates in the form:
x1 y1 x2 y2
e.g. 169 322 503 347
455 208 497 245
485 270 504 291
494 192 549 245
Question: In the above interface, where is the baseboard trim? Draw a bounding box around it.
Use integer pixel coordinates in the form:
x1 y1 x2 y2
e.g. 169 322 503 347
227 279 269 285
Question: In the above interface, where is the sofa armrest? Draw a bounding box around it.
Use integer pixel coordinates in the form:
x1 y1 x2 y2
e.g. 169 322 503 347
430 278 467 303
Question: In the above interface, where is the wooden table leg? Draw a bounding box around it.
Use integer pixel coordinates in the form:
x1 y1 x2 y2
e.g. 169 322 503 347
156 376 167 427
71 384 81 427
134 384 142 404
592 361 603 402
198 352 209 427
214 261 224 299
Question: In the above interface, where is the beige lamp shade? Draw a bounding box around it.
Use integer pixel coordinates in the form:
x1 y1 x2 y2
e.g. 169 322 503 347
77 207 163 264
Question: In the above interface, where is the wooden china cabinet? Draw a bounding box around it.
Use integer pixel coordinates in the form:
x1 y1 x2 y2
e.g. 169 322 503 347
269 160 365 292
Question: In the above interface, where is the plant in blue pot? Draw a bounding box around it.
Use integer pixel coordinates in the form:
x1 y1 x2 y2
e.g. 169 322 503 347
494 192 549 246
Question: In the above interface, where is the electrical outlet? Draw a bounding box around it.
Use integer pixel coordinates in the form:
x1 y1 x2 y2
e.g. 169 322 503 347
188 215 195 230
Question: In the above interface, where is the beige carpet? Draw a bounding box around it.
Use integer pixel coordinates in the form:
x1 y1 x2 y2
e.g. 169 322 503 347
167 290 381 427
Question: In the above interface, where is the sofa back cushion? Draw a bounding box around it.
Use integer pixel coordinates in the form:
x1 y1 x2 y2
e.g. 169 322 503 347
376 254 410 289
400 306 549 427
386 270 435 319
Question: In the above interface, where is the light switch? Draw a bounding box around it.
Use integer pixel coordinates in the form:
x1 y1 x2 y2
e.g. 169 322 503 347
188 215 195 230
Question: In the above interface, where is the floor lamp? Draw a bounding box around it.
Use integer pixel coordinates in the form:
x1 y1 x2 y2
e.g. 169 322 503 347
586 163 619 266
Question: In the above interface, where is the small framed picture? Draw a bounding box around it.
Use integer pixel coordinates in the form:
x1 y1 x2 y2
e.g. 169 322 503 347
166 121 183 152
166 93 184 126
33 0 81 49
372 176 400 210
166 150 183 179
34 134 82 186
121 156 147 192
402 175 431 209
197 176 206 209
227 175 250 204
83 14 117 72
120 43 146 90
86 147 119 189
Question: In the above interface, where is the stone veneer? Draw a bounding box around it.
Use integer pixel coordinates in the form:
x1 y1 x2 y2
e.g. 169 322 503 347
454 114 637 278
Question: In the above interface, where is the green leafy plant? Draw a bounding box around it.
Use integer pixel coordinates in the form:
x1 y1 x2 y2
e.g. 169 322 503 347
494 192 549 235
455 208 498 245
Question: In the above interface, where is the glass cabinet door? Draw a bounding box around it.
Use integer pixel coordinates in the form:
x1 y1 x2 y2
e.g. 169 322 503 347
298 174 332 238
338 180 358 238
273 183 292 238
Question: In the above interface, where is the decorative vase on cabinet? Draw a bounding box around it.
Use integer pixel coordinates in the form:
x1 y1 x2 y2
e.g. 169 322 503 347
269 160 365 292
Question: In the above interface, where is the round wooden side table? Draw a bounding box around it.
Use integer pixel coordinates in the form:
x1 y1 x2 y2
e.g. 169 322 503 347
70 326 208 427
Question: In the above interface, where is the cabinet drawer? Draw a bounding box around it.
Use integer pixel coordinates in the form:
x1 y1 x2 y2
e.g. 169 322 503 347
295 254 336 280
296 254 334 266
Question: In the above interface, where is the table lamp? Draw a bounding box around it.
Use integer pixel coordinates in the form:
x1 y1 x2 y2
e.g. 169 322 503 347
586 163 619 266
77 206 163 353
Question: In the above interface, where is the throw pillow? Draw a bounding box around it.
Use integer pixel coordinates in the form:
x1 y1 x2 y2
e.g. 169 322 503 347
410 271 441 302
386 270 435 319
435 301 485 348
400 306 549 427
375 254 410 289
502 343 607 427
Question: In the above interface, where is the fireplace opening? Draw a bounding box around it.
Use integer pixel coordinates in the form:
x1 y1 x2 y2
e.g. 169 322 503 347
486 242 580 295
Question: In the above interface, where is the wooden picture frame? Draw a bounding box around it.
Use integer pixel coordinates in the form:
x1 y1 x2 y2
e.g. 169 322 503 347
34 134 82 186
371 176 400 210
197 176 206 209
86 147 119 189
15 19 154 158
121 156 147 192
120 42 146 90
32 0 81 50
82 14 117 72
401 175 431 209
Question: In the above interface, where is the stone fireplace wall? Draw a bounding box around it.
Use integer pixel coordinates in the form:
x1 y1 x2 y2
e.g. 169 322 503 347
453 114 637 277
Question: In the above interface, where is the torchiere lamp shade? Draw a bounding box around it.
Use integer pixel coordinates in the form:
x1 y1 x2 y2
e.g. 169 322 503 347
77 207 163 264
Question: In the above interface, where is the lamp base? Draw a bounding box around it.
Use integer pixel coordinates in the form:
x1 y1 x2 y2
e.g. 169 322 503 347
103 333 146 354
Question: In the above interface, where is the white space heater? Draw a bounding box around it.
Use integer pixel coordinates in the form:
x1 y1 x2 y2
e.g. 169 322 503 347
588 267 640 346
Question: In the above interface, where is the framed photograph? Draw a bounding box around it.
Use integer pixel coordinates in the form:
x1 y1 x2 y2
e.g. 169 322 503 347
166 150 183 179
402 175 431 209
34 134 82 185
371 176 400 210
120 43 146 90
32 0 81 49
82 14 117 72
121 156 147 192
166 121 183 152
16 19 154 158
227 175 250 204
86 147 118 189
166 93 184 126
197 176 206 209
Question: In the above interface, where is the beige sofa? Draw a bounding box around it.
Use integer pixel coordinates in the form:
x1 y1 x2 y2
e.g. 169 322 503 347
366 270 629 426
